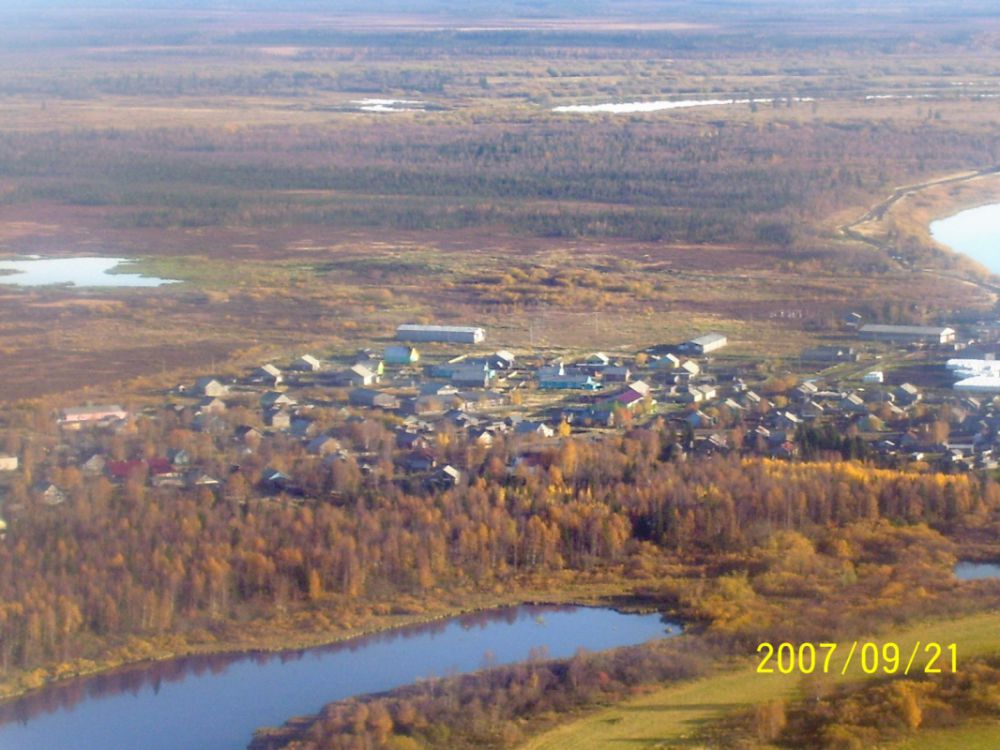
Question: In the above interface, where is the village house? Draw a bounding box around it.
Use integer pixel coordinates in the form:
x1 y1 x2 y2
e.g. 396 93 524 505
770 411 803 431
843 312 864 328
460 390 506 409
584 352 611 372
538 373 601 390
602 365 632 383
602 380 654 410
384 345 420 365
792 381 820 402
306 435 341 456
800 400 826 419
192 413 228 434
401 449 437 472
35 483 67 506
289 354 323 372
722 397 745 412
198 397 227 415
694 433 729 456
349 389 400 410
894 383 922 407
515 421 556 438
400 395 449 416
469 427 494 446
396 431 430 451
260 391 296 409
265 408 292 429
0 454 17 472
677 384 715 404
681 333 728 355
420 383 460 398
490 351 516 371
344 363 380 387
193 377 229 398
353 353 385 376
678 360 701 377
684 410 717 429
248 363 283 386
168 448 191 468
235 426 263 445
450 363 494 389
260 468 295 494
187 472 220 489
652 353 682 370
82 454 106 476
429 465 462 489
839 393 867 413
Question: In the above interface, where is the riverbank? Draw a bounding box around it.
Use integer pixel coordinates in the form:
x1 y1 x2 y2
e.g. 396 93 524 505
519 609 1000 750
840 166 1000 281
0 573 664 705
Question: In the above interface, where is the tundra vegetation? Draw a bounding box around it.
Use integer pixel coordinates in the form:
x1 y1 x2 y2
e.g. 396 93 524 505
2 1 1000 749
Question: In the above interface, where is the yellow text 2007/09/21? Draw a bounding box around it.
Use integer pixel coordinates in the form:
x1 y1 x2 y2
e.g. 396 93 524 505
756 641 958 676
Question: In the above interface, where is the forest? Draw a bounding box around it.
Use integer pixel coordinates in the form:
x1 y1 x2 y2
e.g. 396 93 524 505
1 411 997 692
1 112 997 247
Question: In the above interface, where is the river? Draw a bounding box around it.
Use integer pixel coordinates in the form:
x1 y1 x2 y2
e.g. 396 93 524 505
0 605 676 750
930 203 1000 274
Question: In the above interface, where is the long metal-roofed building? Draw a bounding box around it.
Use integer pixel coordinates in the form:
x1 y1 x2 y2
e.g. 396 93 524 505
682 333 728 355
954 375 1000 394
859 324 955 345
396 324 485 344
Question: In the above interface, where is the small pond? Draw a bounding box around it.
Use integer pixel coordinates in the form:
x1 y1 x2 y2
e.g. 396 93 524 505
0 257 178 287
954 561 1000 581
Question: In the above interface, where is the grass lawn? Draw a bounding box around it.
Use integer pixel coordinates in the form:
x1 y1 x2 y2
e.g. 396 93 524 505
520 610 1000 750
891 722 1000 749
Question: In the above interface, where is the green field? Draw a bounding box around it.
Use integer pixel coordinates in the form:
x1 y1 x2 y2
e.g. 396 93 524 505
521 610 1000 749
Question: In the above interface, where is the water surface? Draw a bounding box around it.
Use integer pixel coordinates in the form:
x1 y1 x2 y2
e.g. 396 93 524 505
954 561 1000 580
0 605 675 750
930 203 1000 274
352 98 428 112
552 96 812 114
0 257 177 287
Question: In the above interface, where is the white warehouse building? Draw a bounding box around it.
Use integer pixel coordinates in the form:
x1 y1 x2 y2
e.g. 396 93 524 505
954 375 1000 394
946 358 1000 379
682 333 728 355
396 324 486 344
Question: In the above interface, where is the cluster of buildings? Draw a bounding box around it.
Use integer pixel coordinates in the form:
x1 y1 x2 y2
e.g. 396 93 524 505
12 311 1000 522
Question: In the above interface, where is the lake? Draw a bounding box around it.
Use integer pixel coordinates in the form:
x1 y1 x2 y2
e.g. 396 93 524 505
954 561 1000 580
552 96 812 114
930 203 1000 274
352 98 428 113
0 257 177 287
0 605 676 750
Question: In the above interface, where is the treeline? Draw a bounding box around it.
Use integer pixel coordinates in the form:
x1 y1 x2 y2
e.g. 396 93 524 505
1 115 997 243
1 412 996 677
249 516 994 750
250 638 709 750
0 69 457 99
718 655 1000 749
